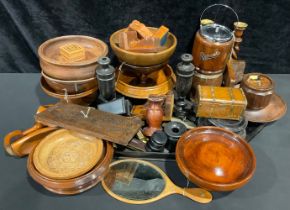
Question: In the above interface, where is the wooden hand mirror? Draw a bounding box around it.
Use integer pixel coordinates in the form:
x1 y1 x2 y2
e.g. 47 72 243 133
101 159 212 204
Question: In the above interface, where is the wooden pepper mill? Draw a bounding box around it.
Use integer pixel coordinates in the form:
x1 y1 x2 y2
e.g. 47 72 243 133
143 95 165 137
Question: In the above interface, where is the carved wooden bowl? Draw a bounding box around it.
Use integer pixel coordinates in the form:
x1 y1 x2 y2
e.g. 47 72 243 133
40 77 98 105
110 27 177 67
38 35 108 80
42 71 98 94
27 140 114 195
176 126 256 191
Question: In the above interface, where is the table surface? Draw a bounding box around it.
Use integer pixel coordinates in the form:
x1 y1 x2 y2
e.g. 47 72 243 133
0 73 289 210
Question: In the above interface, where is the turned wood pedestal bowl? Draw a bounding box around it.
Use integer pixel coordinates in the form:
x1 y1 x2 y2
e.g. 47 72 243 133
40 77 98 105
176 126 256 191
115 64 176 99
38 35 108 80
110 27 177 67
27 131 114 195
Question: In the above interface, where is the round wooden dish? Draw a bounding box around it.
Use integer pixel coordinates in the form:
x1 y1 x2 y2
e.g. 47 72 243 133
245 93 287 123
42 71 97 94
33 129 104 179
40 77 98 105
115 64 176 99
27 140 114 195
176 126 256 191
38 35 108 80
110 27 177 66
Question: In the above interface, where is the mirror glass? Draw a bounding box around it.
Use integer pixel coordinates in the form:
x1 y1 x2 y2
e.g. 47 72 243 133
102 160 166 201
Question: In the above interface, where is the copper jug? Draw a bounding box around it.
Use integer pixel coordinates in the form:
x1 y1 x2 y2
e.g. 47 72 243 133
192 4 239 74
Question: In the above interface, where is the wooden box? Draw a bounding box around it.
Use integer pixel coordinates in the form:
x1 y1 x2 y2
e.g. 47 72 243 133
195 85 247 120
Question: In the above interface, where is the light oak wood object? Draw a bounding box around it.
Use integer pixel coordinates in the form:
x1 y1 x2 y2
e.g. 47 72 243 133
59 43 85 62
28 141 114 195
3 105 55 157
195 85 247 120
33 129 104 179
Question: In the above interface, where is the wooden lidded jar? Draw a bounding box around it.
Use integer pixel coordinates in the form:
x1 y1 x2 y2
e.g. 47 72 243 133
241 73 274 110
192 4 237 74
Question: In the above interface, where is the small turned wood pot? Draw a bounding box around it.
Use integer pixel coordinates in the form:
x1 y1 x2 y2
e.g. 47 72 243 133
241 73 274 110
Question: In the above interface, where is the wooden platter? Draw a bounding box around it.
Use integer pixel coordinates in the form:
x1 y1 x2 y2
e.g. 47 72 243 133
245 93 287 123
33 129 104 179
176 126 256 191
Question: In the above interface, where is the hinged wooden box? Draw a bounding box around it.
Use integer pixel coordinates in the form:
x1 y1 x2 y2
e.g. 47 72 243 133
195 85 247 120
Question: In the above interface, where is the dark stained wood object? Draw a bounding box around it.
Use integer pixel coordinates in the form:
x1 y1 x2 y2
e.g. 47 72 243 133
176 126 256 191
192 30 234 74
241 73 274 110
35 103 143 146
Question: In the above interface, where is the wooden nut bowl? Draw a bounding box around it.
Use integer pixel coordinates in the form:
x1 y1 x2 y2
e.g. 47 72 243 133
40 77 98 105
27 141 114 195
42 71 97 94
176 126 256 191
110 27 177 66
38 35 108 80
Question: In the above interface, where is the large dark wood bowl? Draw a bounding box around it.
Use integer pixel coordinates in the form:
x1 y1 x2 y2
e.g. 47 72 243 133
27 141 114 195
176 126 256 191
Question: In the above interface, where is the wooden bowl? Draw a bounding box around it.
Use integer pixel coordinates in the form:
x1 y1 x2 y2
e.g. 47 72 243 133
33 129 104 180
27 140 114 195
38 35 108 80
115 64 176 99
40 77 97 105
110 27 177 66
176 126 256 191
42 71 98 94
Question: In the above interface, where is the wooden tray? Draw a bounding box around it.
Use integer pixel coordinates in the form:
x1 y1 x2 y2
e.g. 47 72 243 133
33 129 104 179
114 122 266 160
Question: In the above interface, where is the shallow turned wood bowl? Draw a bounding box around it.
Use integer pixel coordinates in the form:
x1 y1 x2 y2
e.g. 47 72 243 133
42 71 98 94
40 77 98 105
176 126 256 191
110 27 177 67
38 35 108 80
27 140 114 195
